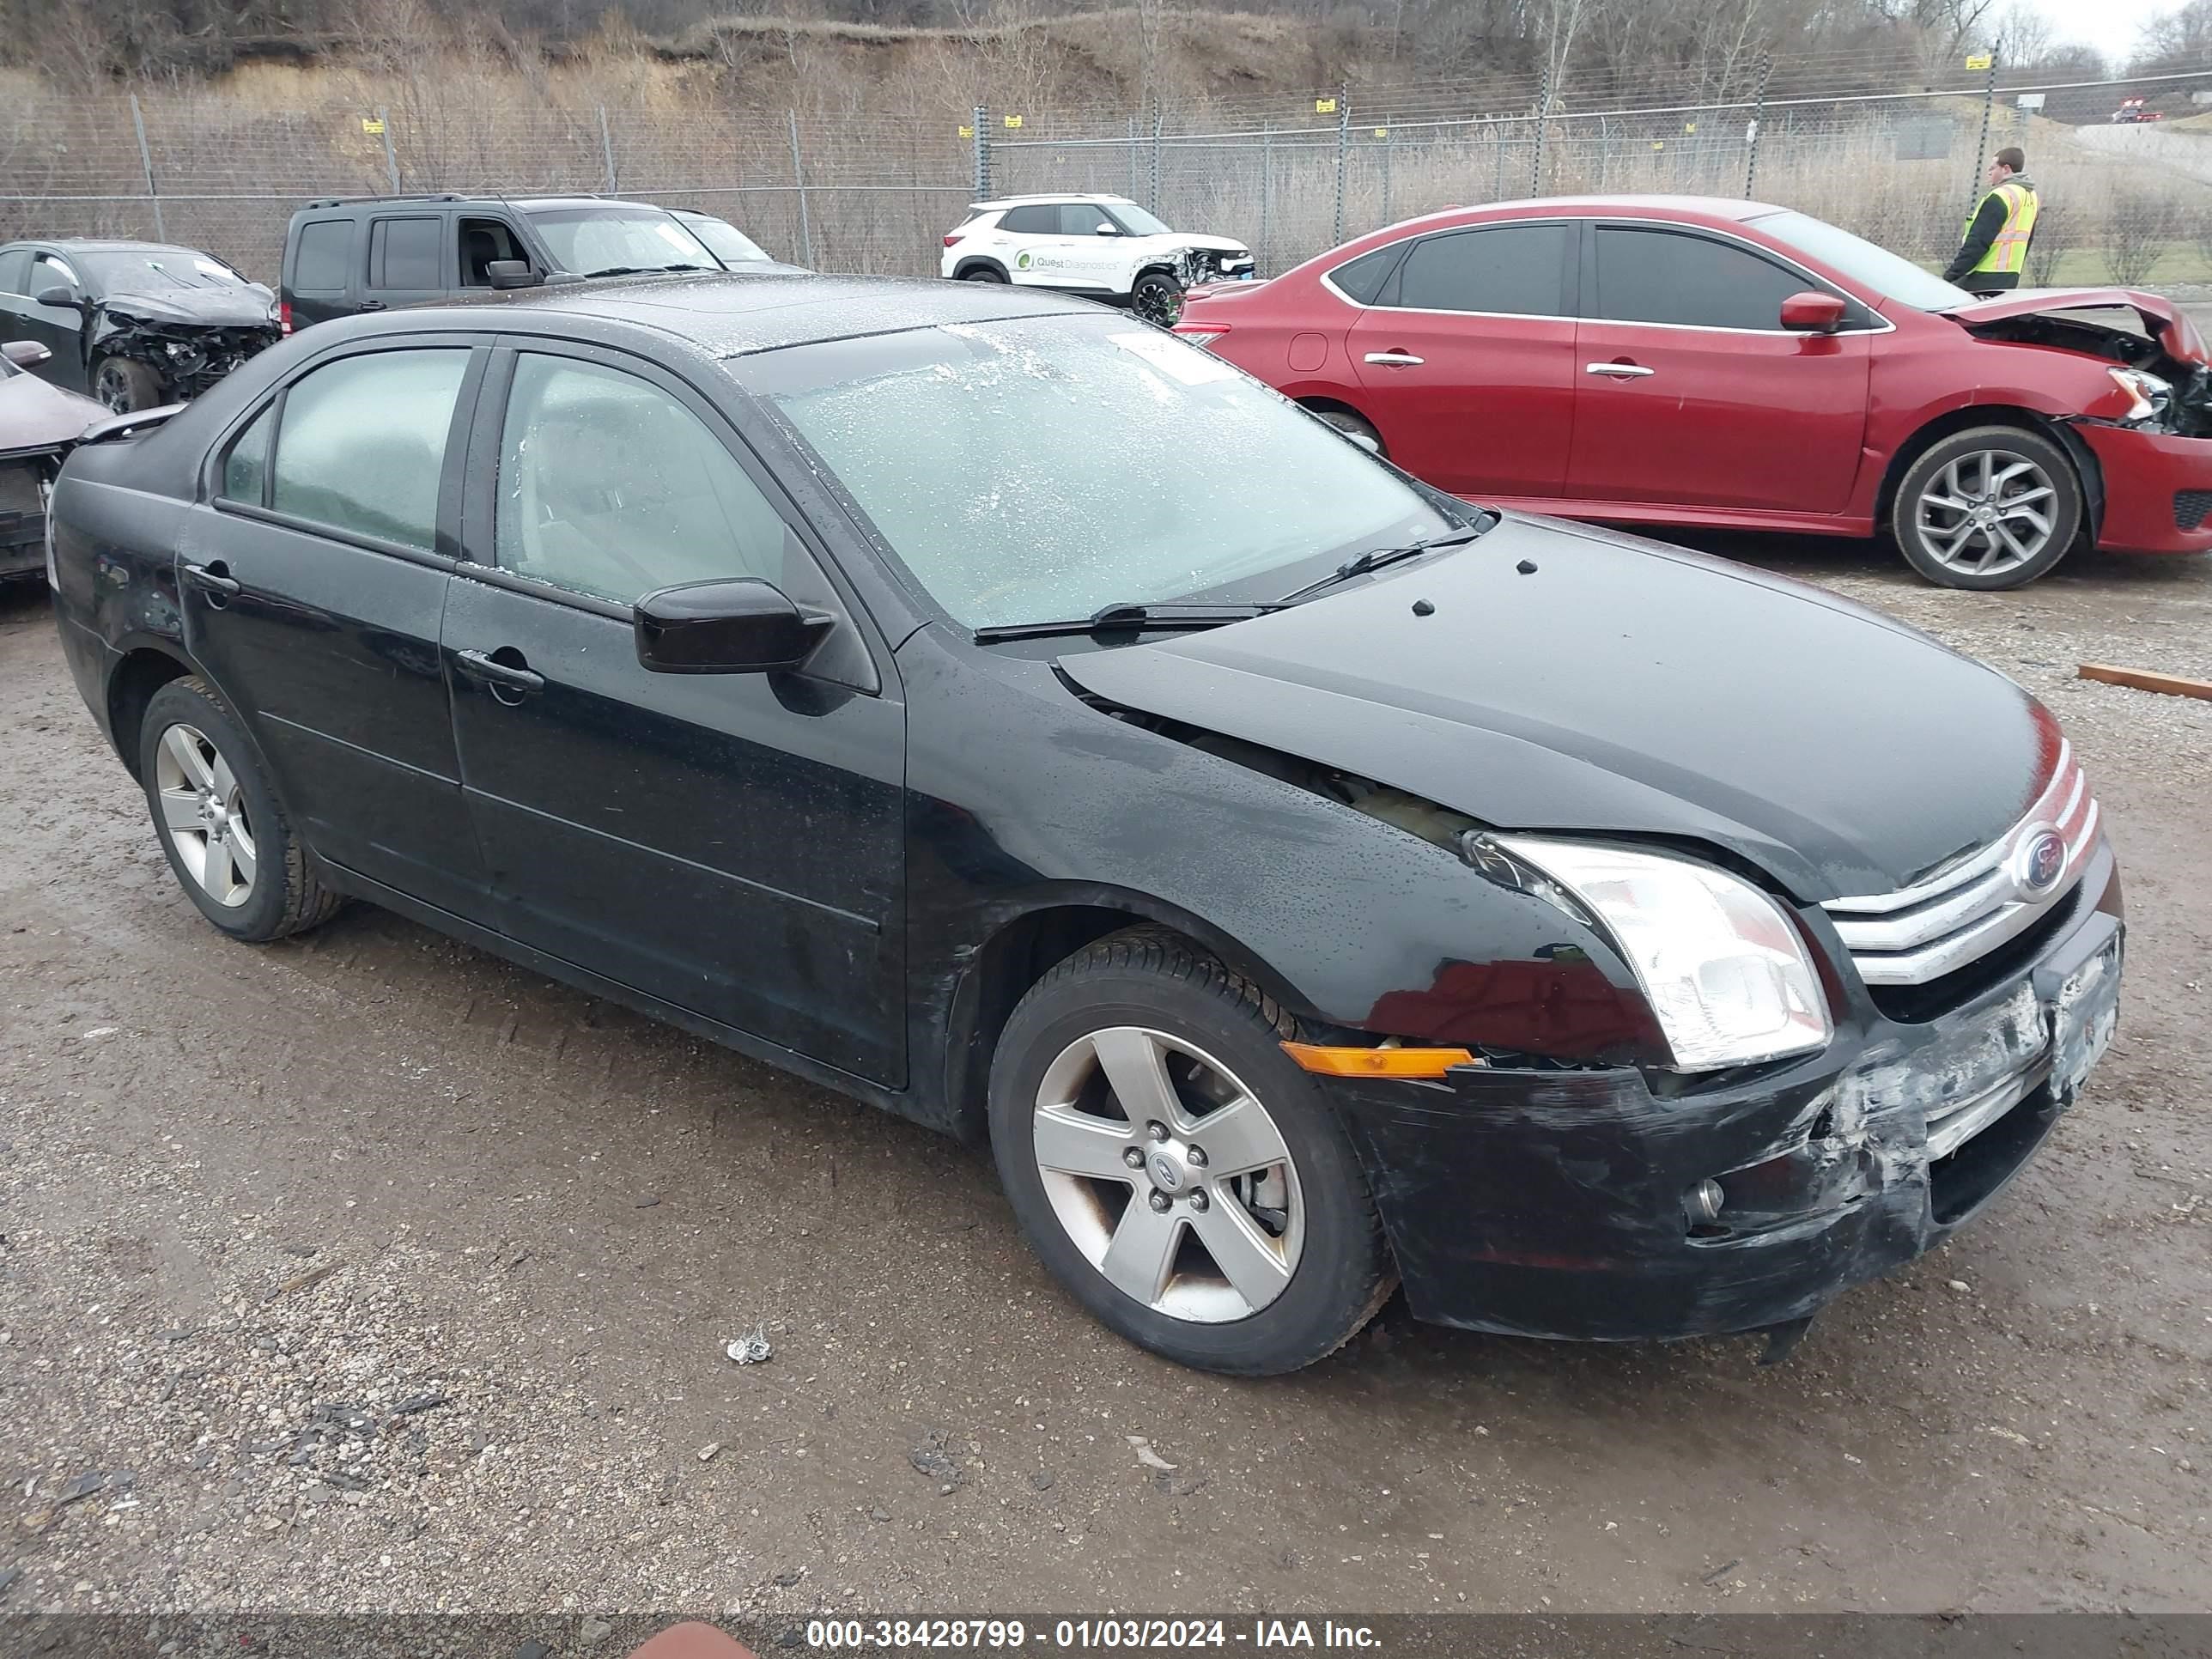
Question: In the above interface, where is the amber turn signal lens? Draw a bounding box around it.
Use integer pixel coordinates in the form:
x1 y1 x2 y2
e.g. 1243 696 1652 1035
1279 1042 1477 1079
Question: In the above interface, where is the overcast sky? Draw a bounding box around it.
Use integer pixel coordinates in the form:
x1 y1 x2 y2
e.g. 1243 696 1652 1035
2032 0 2170 54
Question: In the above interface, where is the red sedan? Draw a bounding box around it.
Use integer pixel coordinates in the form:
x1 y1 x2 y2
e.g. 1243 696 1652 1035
1175 195 2212 589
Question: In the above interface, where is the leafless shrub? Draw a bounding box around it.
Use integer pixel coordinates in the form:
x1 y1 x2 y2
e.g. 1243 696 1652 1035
2025 198 2071 288
2102 186 2181 286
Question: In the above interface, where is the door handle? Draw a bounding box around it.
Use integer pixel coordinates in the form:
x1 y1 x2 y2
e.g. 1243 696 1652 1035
454 648 545 702
1585 362 1656 378
182 560 241 604
1363 350 1425 367
356 301 387 313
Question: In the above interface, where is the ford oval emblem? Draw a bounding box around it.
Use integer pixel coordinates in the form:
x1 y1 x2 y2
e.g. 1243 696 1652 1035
2020 829 2067 895
1150 1153 1183 1191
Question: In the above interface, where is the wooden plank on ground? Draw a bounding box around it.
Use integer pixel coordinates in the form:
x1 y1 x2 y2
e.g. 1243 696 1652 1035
2077 663 2212 702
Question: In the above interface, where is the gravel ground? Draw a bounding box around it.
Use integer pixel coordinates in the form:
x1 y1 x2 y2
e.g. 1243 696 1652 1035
0 535 2208 1622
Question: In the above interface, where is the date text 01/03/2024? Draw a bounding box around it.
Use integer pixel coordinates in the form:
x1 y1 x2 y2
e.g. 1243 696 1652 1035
802 1620 1382 1650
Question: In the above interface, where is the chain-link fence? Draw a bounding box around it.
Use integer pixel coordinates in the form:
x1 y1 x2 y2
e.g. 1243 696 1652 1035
7 57 2212 289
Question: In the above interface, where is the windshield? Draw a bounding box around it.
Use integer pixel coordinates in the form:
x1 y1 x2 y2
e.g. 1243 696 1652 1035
525 207 716 276
79 251 255 293
749 316 1455 630
1747 210 1976 313
1107 204 1173 237
678 215 774 265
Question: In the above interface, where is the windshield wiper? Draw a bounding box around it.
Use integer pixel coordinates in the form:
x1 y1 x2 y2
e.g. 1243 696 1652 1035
579 264 649 278
1275 520 1496 605
972 600 1285 644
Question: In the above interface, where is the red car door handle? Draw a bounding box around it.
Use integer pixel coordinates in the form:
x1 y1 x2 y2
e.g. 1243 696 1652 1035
1585 362 1656 378
1363 350 1425 367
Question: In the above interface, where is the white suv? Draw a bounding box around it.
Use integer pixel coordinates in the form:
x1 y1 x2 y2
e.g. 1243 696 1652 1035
941 195 1255 324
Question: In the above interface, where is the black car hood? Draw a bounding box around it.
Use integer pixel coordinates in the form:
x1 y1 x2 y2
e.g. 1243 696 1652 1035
1056 515 2052 902
98 287 278 328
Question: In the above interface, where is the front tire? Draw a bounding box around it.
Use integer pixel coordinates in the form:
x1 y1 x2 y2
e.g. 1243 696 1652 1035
1892 425 2083 590
988 927 1394 1375
959 265 1010 283
1129 270 1183 328
139 677 341 942
93 356 164 414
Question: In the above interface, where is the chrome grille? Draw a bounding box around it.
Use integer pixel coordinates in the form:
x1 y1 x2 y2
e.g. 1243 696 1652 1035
1823 741 2099 988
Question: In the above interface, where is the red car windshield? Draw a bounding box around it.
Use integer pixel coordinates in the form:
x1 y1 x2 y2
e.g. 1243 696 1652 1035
1747 210 1977 314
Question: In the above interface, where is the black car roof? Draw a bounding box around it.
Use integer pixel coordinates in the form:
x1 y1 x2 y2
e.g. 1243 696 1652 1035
289 196 676 216
389 270 1098 357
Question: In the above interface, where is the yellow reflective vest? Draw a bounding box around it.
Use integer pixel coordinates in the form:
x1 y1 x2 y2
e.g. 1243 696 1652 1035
1962 179 2039 276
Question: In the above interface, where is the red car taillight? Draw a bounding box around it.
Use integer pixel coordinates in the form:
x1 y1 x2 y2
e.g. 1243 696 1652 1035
279 301 294 336
1175 325 1228 351
943 233 964 247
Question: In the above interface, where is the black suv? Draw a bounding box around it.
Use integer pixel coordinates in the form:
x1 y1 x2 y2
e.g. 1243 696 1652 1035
278 195 738 331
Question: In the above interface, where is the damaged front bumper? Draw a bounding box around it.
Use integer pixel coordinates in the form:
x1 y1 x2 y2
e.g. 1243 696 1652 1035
1324 844 2124 1344
2076 421 2212 554
97 315 279 402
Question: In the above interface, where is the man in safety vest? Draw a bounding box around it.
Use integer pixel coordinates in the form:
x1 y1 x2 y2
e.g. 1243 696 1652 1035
1944 147 2039 294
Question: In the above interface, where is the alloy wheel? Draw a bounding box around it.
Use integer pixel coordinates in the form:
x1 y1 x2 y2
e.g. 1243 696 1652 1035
153 721 257 908
1030 1026 1304 1323
1913 448 2058 579
1131 280 1182 329
94 362 136 413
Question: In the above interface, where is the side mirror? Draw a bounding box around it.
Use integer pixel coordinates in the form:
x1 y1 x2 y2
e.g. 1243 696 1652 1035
34 285 83 311
1095 222 1121 236
3 340 52 368
635 578 832 675
1780 290 1848 334
486 260 543 290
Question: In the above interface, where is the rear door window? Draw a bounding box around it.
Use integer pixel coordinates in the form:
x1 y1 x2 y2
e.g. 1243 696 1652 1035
0 248 33 295
1589 226 1810 331
1000 206 1059 234
292 220 353 292
368 216 444 292
270 348 470 550
1389 225 1570 316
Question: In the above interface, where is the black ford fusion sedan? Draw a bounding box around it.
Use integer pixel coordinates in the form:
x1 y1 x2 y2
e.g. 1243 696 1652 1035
48 273 2121 1375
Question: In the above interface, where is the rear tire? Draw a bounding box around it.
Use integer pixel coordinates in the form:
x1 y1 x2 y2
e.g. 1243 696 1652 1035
959 266 1009 283
1308 406 1387 459
93 356 164 414
988 927 1394 1375
1892 424 2083 590
139 677 342 943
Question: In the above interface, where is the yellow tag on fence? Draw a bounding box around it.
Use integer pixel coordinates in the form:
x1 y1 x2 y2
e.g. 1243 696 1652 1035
1316 97 1338 113
958 125 973 138
361 118 385 135
1004 113 1024 128
1966 52 1993 69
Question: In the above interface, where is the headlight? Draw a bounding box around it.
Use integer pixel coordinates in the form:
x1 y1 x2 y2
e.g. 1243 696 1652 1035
1498 837 1832 1072
2108 367 2170 426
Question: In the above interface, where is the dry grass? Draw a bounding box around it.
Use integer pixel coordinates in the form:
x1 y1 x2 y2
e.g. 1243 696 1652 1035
5 27 2211 289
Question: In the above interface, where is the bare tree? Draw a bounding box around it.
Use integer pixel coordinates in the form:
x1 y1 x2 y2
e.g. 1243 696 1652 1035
2025 197 2071 285
2103 185 2179 283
